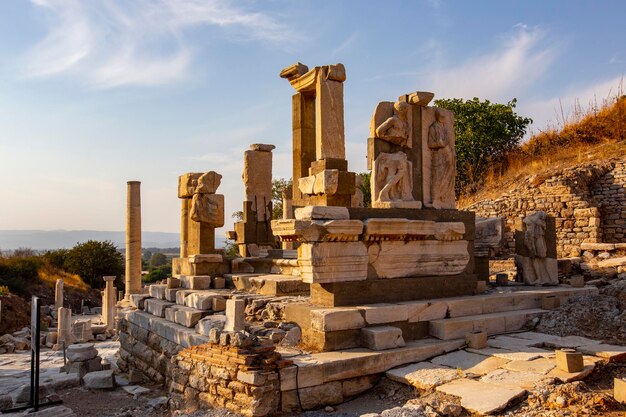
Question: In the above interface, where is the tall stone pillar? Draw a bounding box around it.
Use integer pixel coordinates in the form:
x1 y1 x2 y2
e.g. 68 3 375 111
125 181 142 300
103 276 116 330
55 279 64 309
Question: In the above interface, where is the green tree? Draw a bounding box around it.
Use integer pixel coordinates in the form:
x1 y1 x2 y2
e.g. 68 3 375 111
272 178 292 219
434 97 532 194
143 265 171 283
43 249 68 269
149 252 167 270
64 240 124 289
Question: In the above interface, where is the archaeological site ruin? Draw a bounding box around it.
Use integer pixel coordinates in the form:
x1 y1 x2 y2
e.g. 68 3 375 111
3 62 626 417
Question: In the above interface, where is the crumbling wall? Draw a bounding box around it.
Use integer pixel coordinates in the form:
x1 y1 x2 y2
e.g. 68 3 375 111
464 162 613 257
117 315 282 417
591 161 626 243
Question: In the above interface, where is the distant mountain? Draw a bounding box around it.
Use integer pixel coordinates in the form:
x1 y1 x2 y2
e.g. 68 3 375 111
0 230 191 250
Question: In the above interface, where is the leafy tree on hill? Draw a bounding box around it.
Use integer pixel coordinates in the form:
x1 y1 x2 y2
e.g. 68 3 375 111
63 240 124 289
434 97 532 194
149 252 167 270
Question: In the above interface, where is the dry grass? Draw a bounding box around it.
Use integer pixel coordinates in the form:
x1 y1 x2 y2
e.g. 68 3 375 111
38 266 89 292
460 88 626 207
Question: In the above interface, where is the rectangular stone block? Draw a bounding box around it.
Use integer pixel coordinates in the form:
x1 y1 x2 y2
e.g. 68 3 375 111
149 284 167 300
180 275 212 290
299 241 368 284
360 326 405 351
614 378 626 404
224 299 245 332
178 172 203 198
184 292 219 310
360 304 408 325
556 349 584 372
310 308 365 332
165 288 180 302
145 299 174 318
174 307 209 328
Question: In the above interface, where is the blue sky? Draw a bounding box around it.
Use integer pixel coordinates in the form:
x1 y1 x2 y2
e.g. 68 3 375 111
0 0 624 235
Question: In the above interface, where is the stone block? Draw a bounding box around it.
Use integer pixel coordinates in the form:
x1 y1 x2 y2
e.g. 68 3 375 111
360 326 405 350
295 206 349 220
178 172 202 198
541 295 560 310
165 288 180 302
465 331 487 349
184 292 218 310
212 276 226 289
212 297 226 311
299 241 368 283
224 299 245 332
195 315 226 336
145 299 174 318
149 284 167 300
130 294 151 310
180 275 212 290
387 362 461 390
614 378 626 404
311 308 366 332
174 307 209 328
83 370 115 389
360 303 408 325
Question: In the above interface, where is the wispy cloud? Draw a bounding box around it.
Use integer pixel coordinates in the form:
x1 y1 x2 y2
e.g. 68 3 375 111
521 75 624 134
25 0 298 88
330 32 358 57
427 25 557 101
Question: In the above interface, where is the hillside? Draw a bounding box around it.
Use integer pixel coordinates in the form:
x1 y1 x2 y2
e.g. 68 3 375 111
459 95 626 259
460 94 626 207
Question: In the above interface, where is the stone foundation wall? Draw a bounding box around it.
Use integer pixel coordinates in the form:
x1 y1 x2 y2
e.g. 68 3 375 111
464 162 614 257
591 161 626 243
117 318 180 385
169 344 281 417
117 316 283 417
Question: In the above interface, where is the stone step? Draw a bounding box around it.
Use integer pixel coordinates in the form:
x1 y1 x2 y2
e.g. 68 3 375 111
248 274 309 296
278 338 465 391
428 309 547 340
144 298 174 318
164 305 211 328
124 310 209 348
229 273 264 291
286 286 596 334
183 291 226 310
179 275 212 290
148 284 167 300
361 326 405 351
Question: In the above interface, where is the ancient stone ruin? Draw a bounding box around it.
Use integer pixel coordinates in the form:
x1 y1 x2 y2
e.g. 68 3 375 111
105 63 611 416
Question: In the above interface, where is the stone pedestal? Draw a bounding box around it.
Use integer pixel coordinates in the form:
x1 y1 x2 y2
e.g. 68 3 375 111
103 276 116 330
231 145 277 257
125 181 142 300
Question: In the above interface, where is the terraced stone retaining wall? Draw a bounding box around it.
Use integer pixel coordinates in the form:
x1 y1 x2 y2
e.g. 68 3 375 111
464 162 616 257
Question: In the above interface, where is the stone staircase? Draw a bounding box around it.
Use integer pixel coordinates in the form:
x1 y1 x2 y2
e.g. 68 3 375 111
284 286 598 351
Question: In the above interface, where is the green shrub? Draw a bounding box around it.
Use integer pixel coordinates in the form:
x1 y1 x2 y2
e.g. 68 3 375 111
143 266 171 283
43 249 68 269
0 256 42 294
64 240 124 289
0 285 10 296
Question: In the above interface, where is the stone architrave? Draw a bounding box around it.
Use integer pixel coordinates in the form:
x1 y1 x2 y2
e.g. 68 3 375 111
55 279 64 309
515 211 558 285
125 181 142 300
103 276 116 330
371 152 421 209
244 144 274 221
57 307 73 347
371 101 411 148
426 108 456 209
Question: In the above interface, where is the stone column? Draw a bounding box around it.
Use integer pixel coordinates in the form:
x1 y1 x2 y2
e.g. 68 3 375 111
101 290 106 325
315 65 346 160
103 276 116 330
125 181 142 300
55 279 64 309
56 307 73 348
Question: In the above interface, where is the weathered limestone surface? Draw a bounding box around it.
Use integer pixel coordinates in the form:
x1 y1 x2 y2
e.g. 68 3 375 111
244 144 274 221
367 240 470 278
436 378 526 415
55 279 63 309
299 241 368 283
371 152 421 209
387 362 461 390
125 181 142 299
515 211 558 285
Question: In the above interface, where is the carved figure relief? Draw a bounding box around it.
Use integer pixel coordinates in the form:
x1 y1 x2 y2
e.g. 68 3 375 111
516 211 558 285
190 171 224 226
372 152 414 205
428 109 456 209
375 101 410 147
